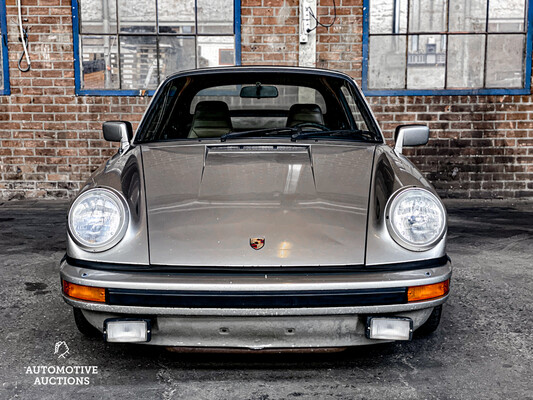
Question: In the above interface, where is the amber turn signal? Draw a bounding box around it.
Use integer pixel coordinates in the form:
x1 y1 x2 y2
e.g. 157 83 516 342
62 280 106 303
407 279 449 302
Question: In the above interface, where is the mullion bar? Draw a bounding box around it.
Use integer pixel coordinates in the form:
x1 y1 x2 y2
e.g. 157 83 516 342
444 0 450 89
522 0 530 87
79 33 234 37
369 31 525 36
522 33 527 88
482 0 490 88
77 32 236 38
404 0 410 90
155 0 161 85
77 0 83 33
115 0 122 90
523 0 529 32
195 0 198 68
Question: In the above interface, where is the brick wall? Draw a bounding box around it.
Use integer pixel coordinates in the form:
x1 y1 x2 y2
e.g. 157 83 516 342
0 0 149 200
368 95 533 198
315 0 362 73
241 0 299 65
1 0 532 199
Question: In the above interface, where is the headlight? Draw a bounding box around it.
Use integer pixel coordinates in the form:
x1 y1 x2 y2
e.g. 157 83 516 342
68 188 129 251
385 187 446 251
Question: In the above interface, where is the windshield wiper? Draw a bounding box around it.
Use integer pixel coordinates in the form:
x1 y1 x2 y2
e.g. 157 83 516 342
220 127 299 142
290 129 379 142
220 127 380 143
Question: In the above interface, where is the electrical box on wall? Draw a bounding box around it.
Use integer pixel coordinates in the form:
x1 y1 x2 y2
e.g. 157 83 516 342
300 0 311 44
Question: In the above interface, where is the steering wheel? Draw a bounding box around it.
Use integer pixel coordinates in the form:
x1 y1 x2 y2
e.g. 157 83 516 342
291 122 330 131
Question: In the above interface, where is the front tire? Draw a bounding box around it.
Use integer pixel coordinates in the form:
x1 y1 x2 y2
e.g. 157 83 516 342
416 305 442 336
73 308 101 338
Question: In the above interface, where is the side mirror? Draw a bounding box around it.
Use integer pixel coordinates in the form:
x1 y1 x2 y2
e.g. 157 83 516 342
394 124 429 154
103 121 133 153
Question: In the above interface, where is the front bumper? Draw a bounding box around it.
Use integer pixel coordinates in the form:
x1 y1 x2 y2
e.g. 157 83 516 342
60 259 451 348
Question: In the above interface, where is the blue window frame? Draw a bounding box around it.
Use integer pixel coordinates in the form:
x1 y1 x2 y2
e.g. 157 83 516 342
72 0 241 96
0 0 10 95
362 0 533 96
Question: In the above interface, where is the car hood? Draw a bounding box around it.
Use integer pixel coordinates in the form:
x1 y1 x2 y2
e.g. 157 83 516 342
141 142 376 266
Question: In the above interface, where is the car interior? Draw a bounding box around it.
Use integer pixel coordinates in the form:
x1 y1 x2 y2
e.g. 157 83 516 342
138 72 377 143
185 101 329 139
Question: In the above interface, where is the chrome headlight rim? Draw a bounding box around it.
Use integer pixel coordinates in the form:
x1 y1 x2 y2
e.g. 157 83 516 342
68 187 130 252
385 187 447 252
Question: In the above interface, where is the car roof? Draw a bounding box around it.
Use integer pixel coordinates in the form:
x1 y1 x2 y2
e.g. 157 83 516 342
162 66 356 84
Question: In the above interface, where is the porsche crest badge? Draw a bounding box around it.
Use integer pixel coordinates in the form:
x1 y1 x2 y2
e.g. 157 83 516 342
250 237 265 250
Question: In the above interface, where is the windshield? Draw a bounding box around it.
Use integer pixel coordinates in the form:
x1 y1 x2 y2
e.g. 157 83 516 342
136 71 382 143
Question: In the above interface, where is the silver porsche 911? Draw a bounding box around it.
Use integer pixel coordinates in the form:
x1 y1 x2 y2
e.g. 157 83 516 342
60 66 451 349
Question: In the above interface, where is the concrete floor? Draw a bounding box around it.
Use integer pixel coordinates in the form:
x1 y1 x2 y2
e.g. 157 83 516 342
0 199 532 399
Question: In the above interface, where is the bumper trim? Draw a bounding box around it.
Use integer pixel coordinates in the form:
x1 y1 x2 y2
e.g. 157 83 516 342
107 287 407 308
60 260 452 292
65 255 449 274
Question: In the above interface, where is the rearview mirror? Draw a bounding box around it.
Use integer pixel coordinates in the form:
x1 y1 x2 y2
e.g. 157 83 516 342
394 125 429 154
103 121 133 153
240 84 278 99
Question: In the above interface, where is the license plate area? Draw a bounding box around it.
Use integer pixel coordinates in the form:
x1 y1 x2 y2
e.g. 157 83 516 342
156 315 360 349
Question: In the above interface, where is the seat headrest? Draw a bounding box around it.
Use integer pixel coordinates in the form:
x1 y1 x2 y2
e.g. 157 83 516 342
286 104 324 127
194 101 229 114
188 101 233 138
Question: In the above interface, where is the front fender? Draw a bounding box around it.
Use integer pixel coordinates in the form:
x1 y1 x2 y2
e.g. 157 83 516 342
66 146 150 265
365 145 447 265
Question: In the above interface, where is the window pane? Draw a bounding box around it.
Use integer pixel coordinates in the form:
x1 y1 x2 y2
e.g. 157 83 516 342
369 0 408 34
120 36 158 89
448 0 487 32
488 0 526 32
409 0 447 33
486 34 525 88
447 35 485 88
407 34 445 89
76 0 238 91
197 36 235 68
81 35 119 89
118 0 156 34
158 0 195 34
158 36 196 79
80 0 117 34
368 35 406 89
197 0 234 34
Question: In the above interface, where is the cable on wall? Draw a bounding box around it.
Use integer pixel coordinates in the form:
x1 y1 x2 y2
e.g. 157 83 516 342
307 0 337 33
17 0 31 72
